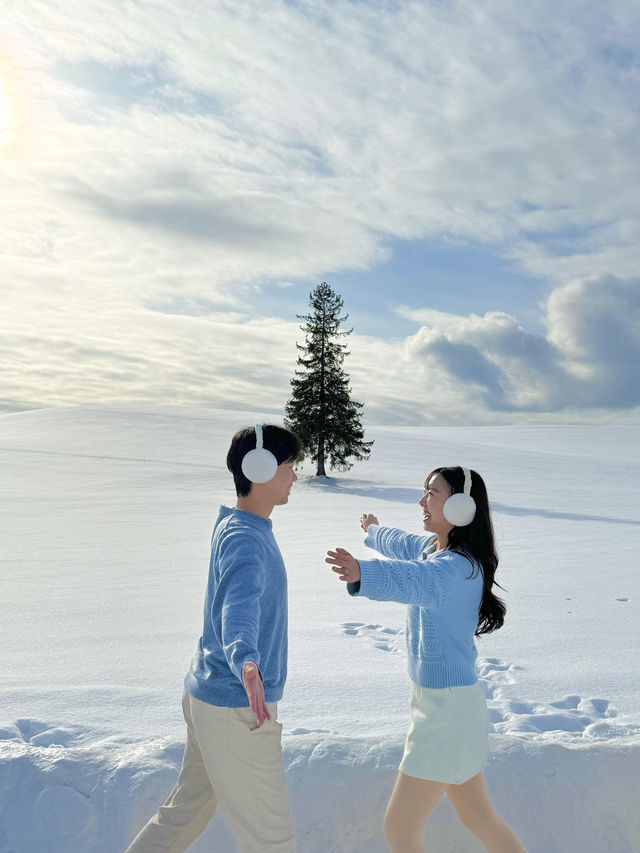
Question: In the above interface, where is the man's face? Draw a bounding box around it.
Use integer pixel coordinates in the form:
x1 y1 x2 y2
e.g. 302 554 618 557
262 460 298 505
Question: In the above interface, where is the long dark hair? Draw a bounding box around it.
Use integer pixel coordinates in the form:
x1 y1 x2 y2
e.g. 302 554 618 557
428 466 506 636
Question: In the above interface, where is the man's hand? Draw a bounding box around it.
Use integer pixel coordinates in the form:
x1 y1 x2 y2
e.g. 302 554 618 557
241 662 271 727
326 547 361 583
360 513 379 532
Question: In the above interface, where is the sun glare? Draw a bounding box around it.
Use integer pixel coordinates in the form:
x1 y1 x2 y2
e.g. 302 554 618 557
0 76 13 148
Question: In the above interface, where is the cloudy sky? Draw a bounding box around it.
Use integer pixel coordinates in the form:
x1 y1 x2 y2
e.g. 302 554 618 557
2 0 640 424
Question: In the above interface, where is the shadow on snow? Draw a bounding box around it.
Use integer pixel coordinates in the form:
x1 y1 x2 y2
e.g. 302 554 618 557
300 477 640 526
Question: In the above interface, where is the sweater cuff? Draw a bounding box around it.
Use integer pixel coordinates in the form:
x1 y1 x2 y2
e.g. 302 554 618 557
363 524 379 550
233 654 261 684
357 559 388 600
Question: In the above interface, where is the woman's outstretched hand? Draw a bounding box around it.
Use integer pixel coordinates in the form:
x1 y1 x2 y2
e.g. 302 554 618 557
326 548 361 583
360 513 379 532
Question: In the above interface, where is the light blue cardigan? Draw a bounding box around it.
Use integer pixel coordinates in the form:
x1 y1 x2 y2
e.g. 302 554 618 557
349 525 483 688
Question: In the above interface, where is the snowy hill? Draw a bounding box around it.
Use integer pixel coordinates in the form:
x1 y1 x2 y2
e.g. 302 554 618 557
1 406 639 852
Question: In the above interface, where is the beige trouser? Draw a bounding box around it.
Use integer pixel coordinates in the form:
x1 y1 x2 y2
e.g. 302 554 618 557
124 690 294 853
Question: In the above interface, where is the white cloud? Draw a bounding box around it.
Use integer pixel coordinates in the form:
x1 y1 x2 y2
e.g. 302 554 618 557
395 306 469 332
6 1 640 271
2 1 640 422
402 275 640 414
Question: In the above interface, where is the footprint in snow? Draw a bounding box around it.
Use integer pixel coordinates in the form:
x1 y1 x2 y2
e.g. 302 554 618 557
477 657 640 740
477 657 522 699
340 622 404 654
0 719 82 747
491 691 639 740
290 727 330 735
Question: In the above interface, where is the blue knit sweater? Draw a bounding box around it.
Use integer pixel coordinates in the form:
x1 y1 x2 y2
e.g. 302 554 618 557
185 506 288 707
349 525 483 688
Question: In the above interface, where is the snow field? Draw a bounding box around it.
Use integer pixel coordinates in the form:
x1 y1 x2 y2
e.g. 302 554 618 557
1 406 639 852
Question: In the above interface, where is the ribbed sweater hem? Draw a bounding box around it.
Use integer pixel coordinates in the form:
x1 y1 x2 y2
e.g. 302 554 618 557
408 658 478 689
184 674 284 708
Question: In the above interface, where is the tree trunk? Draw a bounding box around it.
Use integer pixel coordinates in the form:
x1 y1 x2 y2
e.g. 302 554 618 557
316 434 326 476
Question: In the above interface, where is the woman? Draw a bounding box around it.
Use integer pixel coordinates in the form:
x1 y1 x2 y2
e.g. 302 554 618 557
326 466 526 853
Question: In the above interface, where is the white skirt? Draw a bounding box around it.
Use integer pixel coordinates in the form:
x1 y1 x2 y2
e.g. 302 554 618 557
399 681 489 785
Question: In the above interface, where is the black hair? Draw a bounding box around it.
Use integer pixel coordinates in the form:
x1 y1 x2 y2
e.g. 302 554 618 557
427 466 506 637
227 424 303 497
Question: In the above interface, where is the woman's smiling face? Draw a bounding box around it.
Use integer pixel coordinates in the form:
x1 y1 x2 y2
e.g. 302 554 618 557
419 472 453 538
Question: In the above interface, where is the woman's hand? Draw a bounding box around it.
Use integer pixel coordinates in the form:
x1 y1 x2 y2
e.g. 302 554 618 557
360 513 379 532
326 548 361 583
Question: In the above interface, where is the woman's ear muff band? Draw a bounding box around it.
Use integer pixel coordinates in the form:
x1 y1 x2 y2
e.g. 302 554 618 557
442 466 476 527
241 424 278 483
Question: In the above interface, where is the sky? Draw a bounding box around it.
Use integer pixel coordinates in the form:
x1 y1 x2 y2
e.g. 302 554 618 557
2 0 640 424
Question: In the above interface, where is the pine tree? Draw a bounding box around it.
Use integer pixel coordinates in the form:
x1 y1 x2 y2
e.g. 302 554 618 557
285 282 373 476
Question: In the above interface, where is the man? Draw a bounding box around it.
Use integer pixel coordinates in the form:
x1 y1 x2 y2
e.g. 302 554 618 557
125 424 302 853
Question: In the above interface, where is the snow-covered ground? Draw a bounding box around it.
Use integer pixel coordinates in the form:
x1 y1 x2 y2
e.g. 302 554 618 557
1 406 639 853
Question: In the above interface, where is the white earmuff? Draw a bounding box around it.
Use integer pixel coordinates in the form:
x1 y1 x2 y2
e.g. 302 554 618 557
443 466 476 527
241 424 278 484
